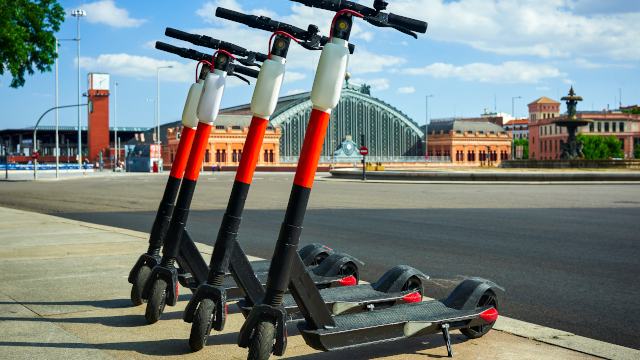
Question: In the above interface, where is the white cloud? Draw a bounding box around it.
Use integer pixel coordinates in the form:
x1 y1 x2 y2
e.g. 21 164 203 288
570 58 634 69
142 40 157 50
283 72 306 84
398 61 566 83
285 89 308 96
351 78 389 91
396 86 415 94
563 78 575 84
386 0 640 60
536 86 551 90
79 0 147 28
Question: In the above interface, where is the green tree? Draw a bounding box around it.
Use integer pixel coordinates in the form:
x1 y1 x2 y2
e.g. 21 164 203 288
0 0 65 88
513 138 529 159
622 107 640 115
577 133 623 159
634 144 640 159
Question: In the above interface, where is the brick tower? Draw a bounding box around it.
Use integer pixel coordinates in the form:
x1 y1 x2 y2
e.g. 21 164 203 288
87 73 110 163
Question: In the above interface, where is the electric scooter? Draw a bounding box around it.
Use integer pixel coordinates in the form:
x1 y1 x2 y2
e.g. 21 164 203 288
141 48 259 324
127 45 212 306
156 29 364 293
182 8 435 352
238 1 503 359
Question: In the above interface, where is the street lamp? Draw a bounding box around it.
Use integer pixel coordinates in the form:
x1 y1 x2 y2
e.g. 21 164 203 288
70 9 86 164
512 96 521 159
114 82 118 168
426 95 434 124
157 66 173 172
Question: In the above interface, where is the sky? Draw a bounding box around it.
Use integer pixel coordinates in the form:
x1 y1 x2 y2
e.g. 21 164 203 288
1 0 639 131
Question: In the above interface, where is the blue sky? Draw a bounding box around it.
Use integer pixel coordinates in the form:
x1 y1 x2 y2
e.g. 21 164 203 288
1 0 638 131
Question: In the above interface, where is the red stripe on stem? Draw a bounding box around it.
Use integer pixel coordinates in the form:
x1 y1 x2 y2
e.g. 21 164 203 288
183 122 212 181
235 116 269 184
293 108 331 189
169 126 197 179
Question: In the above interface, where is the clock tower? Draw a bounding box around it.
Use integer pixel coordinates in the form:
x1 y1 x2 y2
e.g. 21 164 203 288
87 73 110 163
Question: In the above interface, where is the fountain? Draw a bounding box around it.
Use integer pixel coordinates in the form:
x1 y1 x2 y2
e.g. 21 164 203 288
552 87 594 159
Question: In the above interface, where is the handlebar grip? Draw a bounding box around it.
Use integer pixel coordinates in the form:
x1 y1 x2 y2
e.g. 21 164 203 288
215 7 250 25
155 41 182 56
388 13 427 33
234 65 260 79
165 27 196 42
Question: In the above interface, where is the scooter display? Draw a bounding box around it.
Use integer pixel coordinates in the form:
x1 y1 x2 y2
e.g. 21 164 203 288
141 48 259 324
238 1 503 359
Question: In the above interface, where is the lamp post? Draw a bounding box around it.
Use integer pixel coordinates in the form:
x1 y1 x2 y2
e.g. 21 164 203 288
511 96 521 160
157 66 173 172
55 37 59 178
114 82 118 169
146 99 156 168
426 95 434 124
70 9 86 164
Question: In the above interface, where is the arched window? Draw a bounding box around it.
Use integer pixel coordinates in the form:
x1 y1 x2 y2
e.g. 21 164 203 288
612 122 616 132
597 122 602 132
269 150 274 163
264 150 269 162
205 149 210 163
590 123 594 132
604 122 609 132
216 150 220 163
620 122 624 132
221 150 226 163
232 150 237 163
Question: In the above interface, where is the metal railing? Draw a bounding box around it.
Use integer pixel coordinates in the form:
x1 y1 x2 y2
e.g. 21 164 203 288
279 156 451 163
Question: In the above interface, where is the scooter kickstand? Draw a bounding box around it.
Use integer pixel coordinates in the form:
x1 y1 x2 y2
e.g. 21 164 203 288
441 323 453 357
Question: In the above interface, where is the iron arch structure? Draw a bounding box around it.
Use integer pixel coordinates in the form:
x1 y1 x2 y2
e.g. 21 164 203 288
270 84 425 159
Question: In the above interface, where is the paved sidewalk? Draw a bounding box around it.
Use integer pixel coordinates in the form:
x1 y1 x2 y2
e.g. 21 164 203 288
0 206 637 359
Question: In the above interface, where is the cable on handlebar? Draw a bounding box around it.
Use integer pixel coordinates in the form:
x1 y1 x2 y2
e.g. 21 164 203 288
329 10 364 42
268 31 299 60
195 60 213 82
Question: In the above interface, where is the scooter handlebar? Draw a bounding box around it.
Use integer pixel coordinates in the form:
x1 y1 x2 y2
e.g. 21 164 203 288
216 7 355 54
388 13 427 33
291 0 427 34
165 27 269 63
233 64 260 79
155 41 210 61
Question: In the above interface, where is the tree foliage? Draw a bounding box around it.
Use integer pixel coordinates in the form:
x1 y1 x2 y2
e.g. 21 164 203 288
634 144 640 159
577 133 624 159
513 138 529 159
622 107 640 115
0 0 65 88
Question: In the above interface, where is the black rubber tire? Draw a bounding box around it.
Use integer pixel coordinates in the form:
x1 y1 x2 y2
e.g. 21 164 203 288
247 316 276 360
145 278 167 324
460 289 498 339
189 298 215 351
130 265 152 306
339 261 359 284
401 275 424 297
310 252 329 266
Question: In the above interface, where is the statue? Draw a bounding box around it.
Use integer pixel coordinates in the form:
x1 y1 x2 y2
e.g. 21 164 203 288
559 140 570 160
577 140 584 158
360 83 371 95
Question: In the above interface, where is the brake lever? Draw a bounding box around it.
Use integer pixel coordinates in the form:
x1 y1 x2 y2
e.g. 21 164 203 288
300 41 323 51
229 72 251 85
236 57 262 68
365 15 417 39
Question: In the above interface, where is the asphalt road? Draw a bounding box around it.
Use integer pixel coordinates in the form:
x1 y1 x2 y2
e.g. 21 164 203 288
1 172 639 349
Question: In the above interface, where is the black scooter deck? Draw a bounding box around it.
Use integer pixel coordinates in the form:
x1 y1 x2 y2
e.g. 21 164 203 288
298 300 493 351
222 269 344 300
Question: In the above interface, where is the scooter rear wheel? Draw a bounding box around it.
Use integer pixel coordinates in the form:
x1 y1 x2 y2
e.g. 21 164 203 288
130 265 152 306
145 278 167 324
401 275 424 297
339 261 359 284
460 289 498 339
247 316 276 360
189 298 215 351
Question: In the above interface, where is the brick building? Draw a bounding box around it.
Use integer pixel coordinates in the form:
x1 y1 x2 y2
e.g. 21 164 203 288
426 121 512 165
528 98 640 159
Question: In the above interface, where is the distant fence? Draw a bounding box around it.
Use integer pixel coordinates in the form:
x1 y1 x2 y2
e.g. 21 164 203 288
0 163 93 170
279 156 451 163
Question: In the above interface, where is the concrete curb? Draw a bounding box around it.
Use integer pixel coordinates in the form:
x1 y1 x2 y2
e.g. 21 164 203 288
330 169 640 182
0 172 162 182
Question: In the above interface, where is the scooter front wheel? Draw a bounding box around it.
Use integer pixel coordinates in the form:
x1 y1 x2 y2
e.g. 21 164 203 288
130 265 152 306
145 278 167 324
460 289 498 339
189 298 215 351
247 316 276 360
